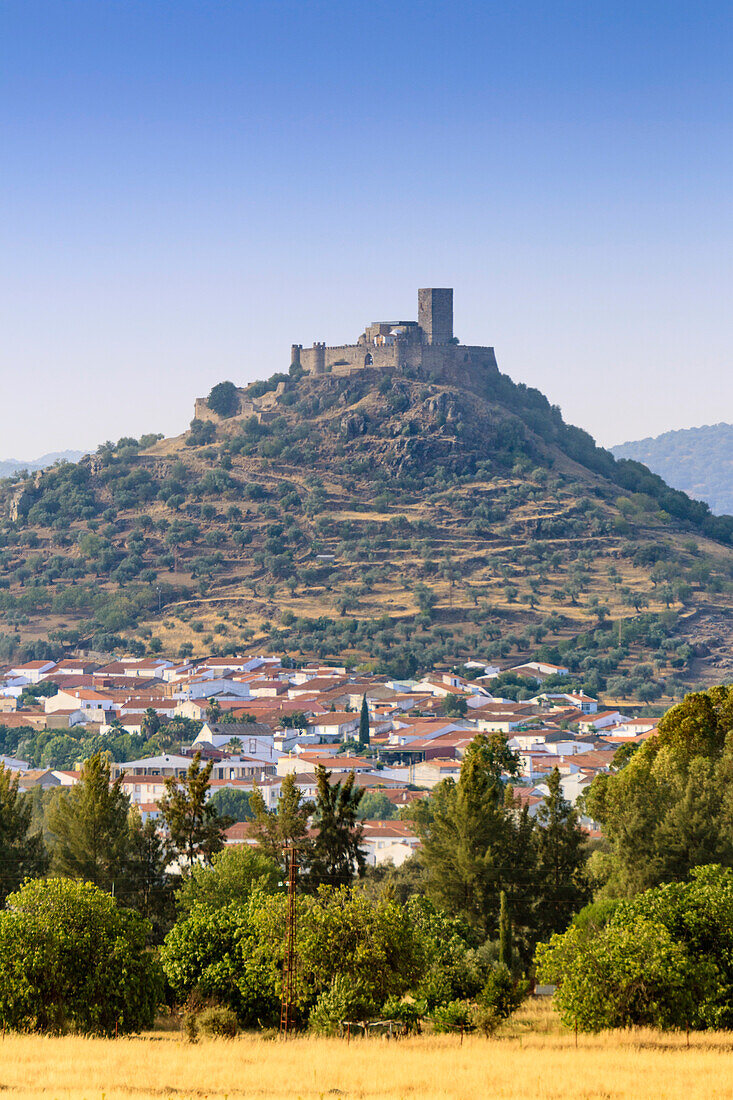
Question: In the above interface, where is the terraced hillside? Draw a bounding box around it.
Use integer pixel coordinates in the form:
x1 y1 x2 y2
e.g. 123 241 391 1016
2 356 733 700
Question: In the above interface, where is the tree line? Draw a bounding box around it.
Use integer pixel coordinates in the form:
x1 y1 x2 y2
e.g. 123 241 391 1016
4 688 733 1036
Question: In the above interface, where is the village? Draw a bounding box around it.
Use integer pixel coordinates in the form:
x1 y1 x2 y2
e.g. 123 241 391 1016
0 651 658 864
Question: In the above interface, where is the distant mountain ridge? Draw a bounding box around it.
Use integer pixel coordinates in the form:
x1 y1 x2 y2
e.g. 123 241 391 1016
611 424 733 516
0 450 87 479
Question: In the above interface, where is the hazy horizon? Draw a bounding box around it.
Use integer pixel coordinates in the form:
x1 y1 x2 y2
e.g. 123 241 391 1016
3 1 732 455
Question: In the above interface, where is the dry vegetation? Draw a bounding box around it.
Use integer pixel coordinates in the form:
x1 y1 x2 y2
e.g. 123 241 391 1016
2 1001 733 1100
4 362 733 691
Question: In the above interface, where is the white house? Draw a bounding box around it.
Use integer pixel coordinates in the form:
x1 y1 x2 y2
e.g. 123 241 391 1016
361 821 420 867
534 691 598 714
193 722 276 760
174 675 253 701
8 660 56 684
45 689 115 714
578 710 628 733
305 713 360 741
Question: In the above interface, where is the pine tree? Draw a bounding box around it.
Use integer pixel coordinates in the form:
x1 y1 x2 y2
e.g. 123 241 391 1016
48 752 130 893
158 751 230 869
308 765 366 887
358 695 370 750
249 772 314 867
120 811 175 939
0 763 48 904
534 767 589 939
410 735 518 934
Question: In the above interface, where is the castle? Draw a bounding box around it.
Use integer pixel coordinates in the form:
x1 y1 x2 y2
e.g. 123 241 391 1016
291 288 498 378
193 288 500 424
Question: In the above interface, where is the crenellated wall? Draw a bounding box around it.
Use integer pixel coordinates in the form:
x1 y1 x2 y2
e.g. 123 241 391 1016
298 340 498 383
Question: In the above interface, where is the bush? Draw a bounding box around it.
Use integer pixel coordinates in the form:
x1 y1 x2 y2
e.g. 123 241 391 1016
470 1002 501 1036
381 997 424 1033
182 1009 199 1042
196 1004 239 1038
480 963 527 1019
308 975 369 1035
431 999 473 1033
162 886 420 1029
0 878 162 1035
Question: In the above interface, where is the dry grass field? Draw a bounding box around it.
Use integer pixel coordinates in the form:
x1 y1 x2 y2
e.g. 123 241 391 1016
2 1001 733 1100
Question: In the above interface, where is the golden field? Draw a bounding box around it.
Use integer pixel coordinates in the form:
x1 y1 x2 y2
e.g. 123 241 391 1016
2 1002 733 1100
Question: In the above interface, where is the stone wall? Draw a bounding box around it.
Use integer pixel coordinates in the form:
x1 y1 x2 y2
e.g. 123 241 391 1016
298 340 498 385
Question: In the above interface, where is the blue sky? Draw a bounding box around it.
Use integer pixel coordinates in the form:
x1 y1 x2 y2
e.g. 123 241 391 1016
2 1 732 455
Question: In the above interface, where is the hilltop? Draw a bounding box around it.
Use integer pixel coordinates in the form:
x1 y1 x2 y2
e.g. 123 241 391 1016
612 423 733 516
2 341 733 700
0 450 87 479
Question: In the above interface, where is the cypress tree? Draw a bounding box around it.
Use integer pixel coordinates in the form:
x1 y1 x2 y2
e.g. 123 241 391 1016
358 694 370 749
498 889 512 969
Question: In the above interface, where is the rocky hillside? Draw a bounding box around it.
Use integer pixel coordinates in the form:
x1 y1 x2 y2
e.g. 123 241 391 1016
612 423 733 516
2 357 733 699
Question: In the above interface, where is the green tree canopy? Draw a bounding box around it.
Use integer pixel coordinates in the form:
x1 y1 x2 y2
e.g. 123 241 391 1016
161 885 420 1028
119 811 175 940
250 772 314 868
533 768 590 941
176 845 280 914
307 765 366 888
208 787 252 822
358 791 399 821
585 686 733 896
0 878 162 1035
410 735 524 936
536 865 733 1032
440 693 468 718
207 380 239 418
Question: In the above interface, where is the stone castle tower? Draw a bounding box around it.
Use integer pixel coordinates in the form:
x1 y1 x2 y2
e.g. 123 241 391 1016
418 288 453 345
293 288 497 379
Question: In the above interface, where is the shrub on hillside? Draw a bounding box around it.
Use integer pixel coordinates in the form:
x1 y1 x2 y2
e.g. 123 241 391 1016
207 381 239 418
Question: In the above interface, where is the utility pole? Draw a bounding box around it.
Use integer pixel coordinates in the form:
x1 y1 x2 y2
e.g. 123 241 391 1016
279 844 298 1038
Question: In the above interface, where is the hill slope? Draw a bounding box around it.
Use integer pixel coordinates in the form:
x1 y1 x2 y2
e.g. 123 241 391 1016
2 356 733 698
612 423 733 516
